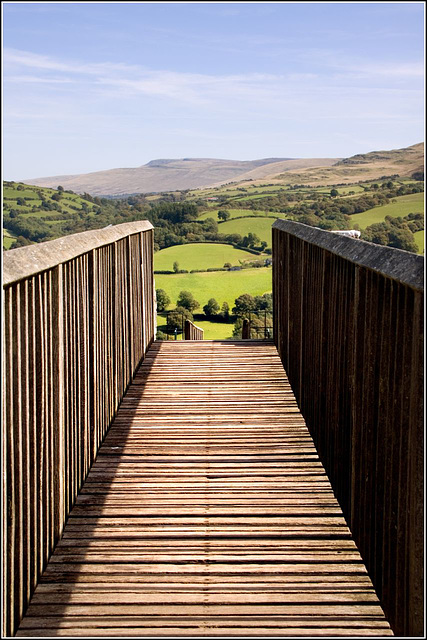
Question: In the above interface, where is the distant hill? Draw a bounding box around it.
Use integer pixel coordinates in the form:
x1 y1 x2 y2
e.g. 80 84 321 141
20 143 423 196
255 142 424 187
21 157 294 197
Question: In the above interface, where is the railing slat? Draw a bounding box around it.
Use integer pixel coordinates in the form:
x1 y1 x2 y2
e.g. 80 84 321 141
2 222 154 637
272 219 423 637
184 319 204 340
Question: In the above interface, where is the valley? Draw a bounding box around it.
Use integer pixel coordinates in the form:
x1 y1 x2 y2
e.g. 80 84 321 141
3 143 424 340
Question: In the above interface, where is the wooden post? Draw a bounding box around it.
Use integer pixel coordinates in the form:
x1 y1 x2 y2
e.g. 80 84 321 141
242 318 250 339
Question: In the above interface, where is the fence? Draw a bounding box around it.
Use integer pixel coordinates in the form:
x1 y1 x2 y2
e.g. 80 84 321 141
272 219 424 637
2 221 155 637
240 310 273 340
184 319 204 340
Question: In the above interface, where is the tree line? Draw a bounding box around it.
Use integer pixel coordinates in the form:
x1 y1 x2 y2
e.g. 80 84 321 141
156 289 273 339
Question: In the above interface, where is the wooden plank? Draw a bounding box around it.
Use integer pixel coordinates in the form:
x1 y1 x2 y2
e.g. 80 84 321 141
17 341 392 636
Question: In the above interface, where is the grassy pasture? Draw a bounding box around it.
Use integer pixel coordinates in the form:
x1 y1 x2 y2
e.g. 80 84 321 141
3 229 17 249
198 208 271 221
154 243 255 271
234 192 279 201
3 181 101 248
155 267 272 311
413 230 424 254
217 217 276 246
350 193 424 229
156 314 234 340
190 318 234 340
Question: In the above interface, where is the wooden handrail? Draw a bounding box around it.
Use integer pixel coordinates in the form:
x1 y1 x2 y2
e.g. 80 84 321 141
272 219 424 636
184 319 204 340
2 221 155 637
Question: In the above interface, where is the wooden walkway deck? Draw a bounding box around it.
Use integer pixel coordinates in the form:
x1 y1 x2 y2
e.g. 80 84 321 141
17 341 392 637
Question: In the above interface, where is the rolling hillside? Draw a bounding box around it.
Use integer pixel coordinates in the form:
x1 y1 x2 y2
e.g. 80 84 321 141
20 157 292 197
19 143 423 197
247 143 424 188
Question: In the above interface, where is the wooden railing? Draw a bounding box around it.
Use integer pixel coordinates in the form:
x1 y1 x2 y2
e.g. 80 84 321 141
2 221 155 637
184 319 204 340
272 219 424 637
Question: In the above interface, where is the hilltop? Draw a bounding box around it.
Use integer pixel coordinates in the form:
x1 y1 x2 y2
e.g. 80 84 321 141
19 143 423 197
20 157 294 197
238 142 424 188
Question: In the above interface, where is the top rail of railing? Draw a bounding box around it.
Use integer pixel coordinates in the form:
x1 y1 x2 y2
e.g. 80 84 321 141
3 220 153 286
272 219 424 291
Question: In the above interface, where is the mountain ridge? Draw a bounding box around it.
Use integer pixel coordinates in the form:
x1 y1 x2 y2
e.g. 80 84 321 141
20 143 423 196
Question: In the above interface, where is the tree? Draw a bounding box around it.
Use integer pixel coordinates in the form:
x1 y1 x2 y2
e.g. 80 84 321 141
177 290 200 312
223 262 232 269
203 298 220 317
173 261 180 273
254 293 273 312
156 289 170 312
330 189 339 197
167 306 193 333
242 233 260 248
11 235 32 248
57 185 64 192
218 210 230 222
232 294 256 316
362 221 418 253
220 302 230 321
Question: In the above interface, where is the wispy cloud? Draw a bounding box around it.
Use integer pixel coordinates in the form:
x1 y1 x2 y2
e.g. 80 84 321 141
3 46 423 179
3 48 141 76
7 75 74 84
4 47 421 121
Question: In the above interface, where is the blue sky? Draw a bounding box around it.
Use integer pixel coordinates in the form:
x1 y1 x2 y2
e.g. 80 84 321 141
2 2 425 180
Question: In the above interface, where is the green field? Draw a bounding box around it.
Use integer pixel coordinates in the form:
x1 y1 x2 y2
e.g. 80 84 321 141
190 318 234 340
155 267 272 311
234 192 279 201
350 193 424 229
154 243 256 271
198 208 271 221
217 217 276 247
413 230 424 254
3 229 17 249
156 313 234 340
3 182 101 249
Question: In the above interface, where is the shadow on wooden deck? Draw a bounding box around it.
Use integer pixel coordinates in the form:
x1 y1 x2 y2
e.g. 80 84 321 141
17 341 393 637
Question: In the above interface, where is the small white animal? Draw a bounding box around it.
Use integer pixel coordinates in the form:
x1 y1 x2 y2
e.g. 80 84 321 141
331 230 361 239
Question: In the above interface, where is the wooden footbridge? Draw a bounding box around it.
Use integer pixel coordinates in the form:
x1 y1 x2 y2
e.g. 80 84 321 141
3 221 424 637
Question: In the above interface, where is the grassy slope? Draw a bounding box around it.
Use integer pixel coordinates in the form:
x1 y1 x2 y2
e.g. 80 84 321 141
155 267 272 310
190 318 234 340
413 230 424 254
154 243 256 271
218 217 276 246
3 229 17 249
156 313 234 340
350 193 424 229
3 182 99 249
198 208 271 221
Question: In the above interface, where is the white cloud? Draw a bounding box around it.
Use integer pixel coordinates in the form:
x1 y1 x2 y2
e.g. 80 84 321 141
7 75 74 84
4 47 423 114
